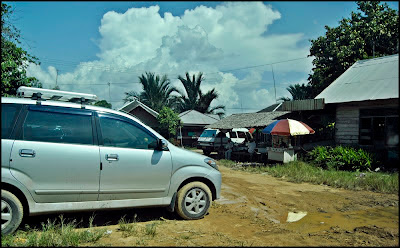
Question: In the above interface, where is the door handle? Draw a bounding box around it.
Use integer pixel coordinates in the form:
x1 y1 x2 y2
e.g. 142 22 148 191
106 154 119 161
19 149 36 157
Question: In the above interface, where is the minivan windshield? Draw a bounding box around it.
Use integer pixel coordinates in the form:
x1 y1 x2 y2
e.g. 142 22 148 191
200 130 217 137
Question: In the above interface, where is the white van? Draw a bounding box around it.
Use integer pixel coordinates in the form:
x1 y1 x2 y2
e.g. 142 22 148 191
197 128 252 155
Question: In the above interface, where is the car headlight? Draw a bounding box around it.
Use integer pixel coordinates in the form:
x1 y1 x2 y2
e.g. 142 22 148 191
204 158 219 171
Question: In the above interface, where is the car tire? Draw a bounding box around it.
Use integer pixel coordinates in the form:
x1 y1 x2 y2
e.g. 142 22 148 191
203 150 210 156
175 182 212 220
1 190 24 235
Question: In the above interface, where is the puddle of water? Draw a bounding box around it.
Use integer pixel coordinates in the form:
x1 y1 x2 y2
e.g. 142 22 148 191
286 211 307 223
285 206 398 233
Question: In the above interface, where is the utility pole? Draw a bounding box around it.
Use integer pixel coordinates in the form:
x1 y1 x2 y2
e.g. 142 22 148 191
55 69 58 86
108 82 111 103
271 65 277 103
53 69 60 90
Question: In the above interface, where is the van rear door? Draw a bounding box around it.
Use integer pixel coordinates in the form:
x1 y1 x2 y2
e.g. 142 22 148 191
9 105 101 203
1 103 23 169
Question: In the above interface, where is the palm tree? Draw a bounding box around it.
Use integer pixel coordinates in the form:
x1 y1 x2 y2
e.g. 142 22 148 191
175 72 225 117
278 83 313 101
123 72 179 112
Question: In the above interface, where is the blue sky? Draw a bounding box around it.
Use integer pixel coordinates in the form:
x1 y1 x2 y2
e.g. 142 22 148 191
4 1 399 114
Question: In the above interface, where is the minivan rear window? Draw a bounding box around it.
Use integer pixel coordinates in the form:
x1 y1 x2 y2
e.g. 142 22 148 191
200 130 217 138
1 103 22 139
22 109 93 145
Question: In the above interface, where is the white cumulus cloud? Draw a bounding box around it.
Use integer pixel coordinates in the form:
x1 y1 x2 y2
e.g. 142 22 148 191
27 2 312 116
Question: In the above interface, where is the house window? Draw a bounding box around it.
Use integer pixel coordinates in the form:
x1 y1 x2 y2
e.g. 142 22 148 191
359 117 372 145
359 108 398 147
386 117 399 147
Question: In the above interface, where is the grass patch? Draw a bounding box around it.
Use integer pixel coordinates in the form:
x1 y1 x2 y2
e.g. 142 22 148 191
180 234 191 240
144 223 157 237
118 215 137 237
218 160 398 194
135 238 147 246
2 215 106 247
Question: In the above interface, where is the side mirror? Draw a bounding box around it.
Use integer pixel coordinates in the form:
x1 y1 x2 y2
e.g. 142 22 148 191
156 139 169 151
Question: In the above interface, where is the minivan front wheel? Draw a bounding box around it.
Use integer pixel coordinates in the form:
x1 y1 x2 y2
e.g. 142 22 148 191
175 182 211 220
1 190 23 235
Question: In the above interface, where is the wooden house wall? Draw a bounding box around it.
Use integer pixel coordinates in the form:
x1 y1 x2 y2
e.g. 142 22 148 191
335 105 359 145
335 99 398 146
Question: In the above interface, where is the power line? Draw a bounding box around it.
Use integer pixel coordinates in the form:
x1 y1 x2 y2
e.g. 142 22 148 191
208 57 309 75
41 81 289 88
104 100 264 110
37 56 303 106
36 55 311 78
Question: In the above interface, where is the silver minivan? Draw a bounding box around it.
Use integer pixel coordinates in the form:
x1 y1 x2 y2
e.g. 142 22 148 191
1 87 221 235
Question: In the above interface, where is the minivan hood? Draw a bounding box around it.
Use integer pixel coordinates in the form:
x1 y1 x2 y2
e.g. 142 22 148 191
167 144 212 170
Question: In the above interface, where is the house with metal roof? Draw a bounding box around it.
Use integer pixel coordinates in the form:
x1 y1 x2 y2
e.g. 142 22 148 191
281 54 399 163
178 110 220 146
118 98 159 129
315 54 398 156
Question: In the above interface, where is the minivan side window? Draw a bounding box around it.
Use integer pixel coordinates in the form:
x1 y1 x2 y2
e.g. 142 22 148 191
22 108 93 145
1 103 22 139
99 116 157 150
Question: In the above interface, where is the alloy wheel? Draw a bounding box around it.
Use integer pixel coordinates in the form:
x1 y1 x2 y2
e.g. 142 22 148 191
184 188 207 215
1 200 13 231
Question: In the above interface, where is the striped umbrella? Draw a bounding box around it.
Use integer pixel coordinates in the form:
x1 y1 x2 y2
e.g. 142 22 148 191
262 119 315 136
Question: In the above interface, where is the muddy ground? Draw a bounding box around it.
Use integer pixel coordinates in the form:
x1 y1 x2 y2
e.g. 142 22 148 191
24 154 399 246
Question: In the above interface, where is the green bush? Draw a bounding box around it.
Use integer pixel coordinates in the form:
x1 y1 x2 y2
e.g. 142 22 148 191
308 145 374 171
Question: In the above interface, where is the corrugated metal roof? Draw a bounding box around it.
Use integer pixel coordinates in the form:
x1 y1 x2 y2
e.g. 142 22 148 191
206 111 291 129
118 98 159 118
179 110 220 126
316 54 399 104
282 98 325 111
257 102 284 112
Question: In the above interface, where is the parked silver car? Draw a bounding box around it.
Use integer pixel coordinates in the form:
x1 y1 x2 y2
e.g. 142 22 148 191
1 87 221 235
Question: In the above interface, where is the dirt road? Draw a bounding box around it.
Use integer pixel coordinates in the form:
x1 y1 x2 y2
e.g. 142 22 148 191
26 163 399 246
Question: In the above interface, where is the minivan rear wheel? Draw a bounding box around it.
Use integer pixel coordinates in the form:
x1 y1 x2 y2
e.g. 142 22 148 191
175 182 211 220
1 190 23 235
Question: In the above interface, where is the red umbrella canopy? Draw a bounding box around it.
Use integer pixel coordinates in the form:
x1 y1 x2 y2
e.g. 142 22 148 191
249 128 256 134
262 119 315 136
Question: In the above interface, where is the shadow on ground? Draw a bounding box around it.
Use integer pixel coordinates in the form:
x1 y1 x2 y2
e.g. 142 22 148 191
21 207 180 230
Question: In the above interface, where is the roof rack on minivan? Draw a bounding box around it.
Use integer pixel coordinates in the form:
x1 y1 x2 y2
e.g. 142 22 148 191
16 86 98 108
